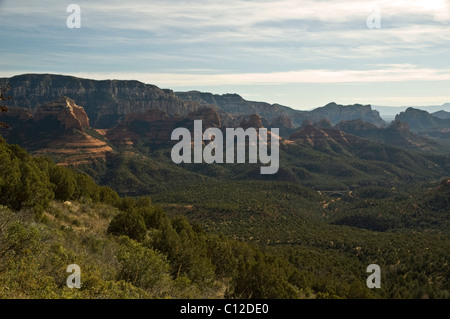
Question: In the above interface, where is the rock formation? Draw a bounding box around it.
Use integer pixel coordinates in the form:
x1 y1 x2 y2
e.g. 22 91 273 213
240 114 263 129
34 97 90 131
188 108 221 128
0 74 202 128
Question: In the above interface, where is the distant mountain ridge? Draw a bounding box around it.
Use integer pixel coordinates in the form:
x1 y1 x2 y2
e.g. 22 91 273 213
1 74 386 130
395 107 450 132
175 90 296 119
175 91 386 127
307 102 385 127
433 110 450 120
0 74 202 128
373 104 450 121
335 119 440 153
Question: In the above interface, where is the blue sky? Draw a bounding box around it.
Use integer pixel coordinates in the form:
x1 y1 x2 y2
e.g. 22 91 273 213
1 0 450 110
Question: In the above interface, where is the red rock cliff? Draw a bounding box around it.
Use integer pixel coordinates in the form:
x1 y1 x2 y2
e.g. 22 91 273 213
34 97 90 131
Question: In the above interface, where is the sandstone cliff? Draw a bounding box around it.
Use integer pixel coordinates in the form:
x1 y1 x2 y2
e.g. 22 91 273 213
34 97 90 131
0 97 112 165
175 91 300 123
240 114 263 129
0 74 201 128
289 124 360 148
106 107 223 147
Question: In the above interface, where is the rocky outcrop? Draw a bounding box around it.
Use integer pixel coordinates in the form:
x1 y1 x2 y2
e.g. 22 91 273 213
313 119 333 129
106 107 224 147
107 109 174 147
395 107 450 132
0 107 33 141
240 114 263 129
0 96 113 165
34 97 90 131
289 124 360 149
390 120 410 132
175 91 301 122
124 109 170 125
0 106 32 121
335 118 439 153
188 108 221 128
270 115 293 129
335 119 378 132
306 102 386 127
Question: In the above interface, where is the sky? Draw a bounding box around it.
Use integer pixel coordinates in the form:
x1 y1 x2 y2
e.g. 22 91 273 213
1 0 450 110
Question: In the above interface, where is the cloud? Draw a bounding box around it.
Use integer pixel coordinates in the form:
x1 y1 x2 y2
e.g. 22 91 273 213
4 0 448 32
82 0 449 28
28 64 446 87
1 0 449 105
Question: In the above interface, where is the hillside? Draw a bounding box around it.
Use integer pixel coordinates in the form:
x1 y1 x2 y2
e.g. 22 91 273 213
335 119 441 153
433 110 450 120
1 137 449 299
306 102 385 127
150 178 450 299
0 138 311 299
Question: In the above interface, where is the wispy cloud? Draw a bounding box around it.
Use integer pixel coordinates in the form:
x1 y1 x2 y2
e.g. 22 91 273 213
37 64 447 87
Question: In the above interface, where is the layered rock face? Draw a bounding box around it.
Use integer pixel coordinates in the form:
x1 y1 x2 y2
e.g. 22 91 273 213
271 115 293 129
124 109 169 125
34 97 90 131
390 120 410 132
0 97 113 165
240 114 263 129
395 107 450 132
289 124 360 148
0 74 201 128
188 108 222 128
175 91 300 123
1 74 393 130
32 130 113 166
335 119 379 132
306 102 386 127
107 109 176 147
106 107 223 147
0 107 32 130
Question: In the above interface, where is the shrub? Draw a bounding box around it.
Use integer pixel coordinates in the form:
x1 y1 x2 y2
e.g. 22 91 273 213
107 210 147 242
116 237 172 297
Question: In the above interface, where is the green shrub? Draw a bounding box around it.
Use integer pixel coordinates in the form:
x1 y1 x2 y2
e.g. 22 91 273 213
50 166 77 200
107 210 147 242
116 237 172 297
